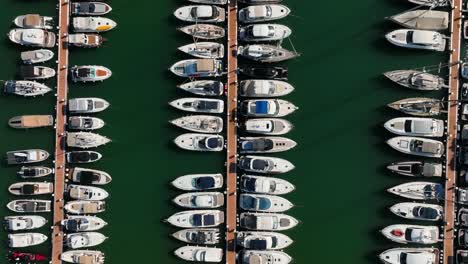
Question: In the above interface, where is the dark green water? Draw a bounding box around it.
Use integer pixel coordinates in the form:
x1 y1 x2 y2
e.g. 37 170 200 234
0 0 452 263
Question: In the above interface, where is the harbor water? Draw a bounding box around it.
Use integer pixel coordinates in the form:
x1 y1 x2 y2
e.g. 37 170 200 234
0 0 450 262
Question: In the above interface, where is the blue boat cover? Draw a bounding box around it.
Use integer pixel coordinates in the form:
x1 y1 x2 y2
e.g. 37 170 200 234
255 101 268 114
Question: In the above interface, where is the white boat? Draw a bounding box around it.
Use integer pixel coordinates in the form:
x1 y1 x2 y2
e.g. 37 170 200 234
388 97 442 117
390 202 443 221
9 233 47 248
240 212 298 231
170 98 224 113
178 24 225 40
240 194 293 212
238 45 298 63
8 28 55 48
389 10 448 30
239 250 292 264
66 132 111 149
239 137 297 153
172 228 220 245
387 161 442 177
241 99 298 117
20 49 54 64
245 118 293 135
13 14 53 29
174 133 224 152
385 29 446 52
67 167 112 185
384 118 444 137
69 98 110 114
381 224 439 244
387 182 444 200
17 166 53 178
379 247 439 264
239 5 290 23
174 6 225 23
68 116 105 130
239 24 291 42
408 0 448 6
67 185 109 201
65 200 106 214
178 80 223 96
72 2 112 16
383 70 447 90
187 0 227 4
73 17 117 33
172 173 223 191
19 65 56 80
166 210 224 228
61 250 105 264
7 199 51 213
68 33 104 48
4 215 47 231
9 182 53 195
237 231 293 250
175 246 222 263
240 175 295 195
62 215 107 232
387 136 444 157
8 115 53 129
179 42 224 59
71 65 112 82
66 232 107 249
239 155 294 174
240 80 294 97
170 115 223 133
4 80 51 97
66 151 102 164
173 192 224 208
169 59 223 78
6 149 49 165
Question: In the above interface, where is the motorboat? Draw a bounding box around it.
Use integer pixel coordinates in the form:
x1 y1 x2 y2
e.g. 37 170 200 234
9 233 47 248
240 212 298 231
239 45 298 63
64 201 106 214
379 248 439 264
73 17 117 32
66 232 107 249
239 250 292 264
170 98 224 113
172 228 220 245
244 118 293 135
7 200 51 213
8 115 53 129
187 0 227 4
241 99 297 117
179 42 224 59
458 188 468 205
68 116 105 130
388 10 449 30
178 80 223 96
4 80 51 97
13 14 53 29
166 210 224 228
170 115 223 133
68 98 110 114
19 65 56 80
6 149 49 165
66 167 112 185
387 136 444 158
240 80 294 97
66 151 102 164
240 194 293 212
8 252 47 263
239 24 291 42
388 97 441 116
239 155 294 174
71 65 112 82
387 182 444 200
239 65 288 80
387 161 442 177
4 215 47 231
408 0 449 7
172 173 223 191
66 132 111 149
240 175 295 195
384 118 444 137
17 166 53 178
173 192 224 208
237 231 292 250
174 133 224 152
62 215 107 232
459 208 468 227
8 182 53 195
239 5 290 23
67 184 109 201
385 29 446 52
8 29 55 48
68 33 104 48
381 224 439 244
20 49 53 64
178 24 225 40
61 250 105 264
169 59 223 78
72 2 112 15
383 70 447 90
390 202 443 221
174 6 226 23
175 246 222 263
239 137 297 153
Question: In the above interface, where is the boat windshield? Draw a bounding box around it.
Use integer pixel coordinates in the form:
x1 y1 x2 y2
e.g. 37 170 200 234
243 178 257 191
195 177 215 189
249 239 268 250
399 253 408 264
242 139 273 151
78 171 99 184
251 159 270 171
406 31 414 44
205 137 222 149
413 206 438 219
195 100 219 110
192 214 215 226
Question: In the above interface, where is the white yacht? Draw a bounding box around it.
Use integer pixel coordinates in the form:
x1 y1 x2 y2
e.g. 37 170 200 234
73 17 117 32
7 199 51 213
175 246 222 263
238 44 298 63
19 65 55 80
240 80 294 97
68 98 110 114
6 149 49 165
67 185 109 201
72 2 112 15
178 80 223 96
241 99 298 117
172 173 223 191
240 194 293 212
385 29 446 51
9 233 47 248
173 192 224 209
389 10 448 30
381 224 439 244
174 5 226 23
66 132 111 149
4 80 51 97
170 98 224 113
170 115 223 133
61 250 105 264
17 166 53 178
239 137 297 153
71 65 112 82
21 49 54 64
68 33 104 48
384 118 444 137
240 175 295 195
383 70 446 91
67 167 112 185
66 232 107 249
388 97 442 117
179 42 224 59
387 161 442 177
239 250 292 264
387 182 444 200
408 0 448 6
66 151 102 164
237 231 293 250
239 5 291 23
62 215 107 232
8 28 56 48
174 133 224 152
68 116 105 130
390 202 443 221
172 228 220 245
387 136 444 157
379 247 439 264
240 212 298 231
4 215 47 231
64 200 106 215
239 24 292 42
170 59 223 78
239 155 294 174
13 14 53 29
178 24 225 40
166 210 225 228
245 118 293 135
8 182 53 195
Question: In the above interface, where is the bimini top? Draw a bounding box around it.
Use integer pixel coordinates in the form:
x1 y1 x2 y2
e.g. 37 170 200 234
255 101 269 114
408 30 440 45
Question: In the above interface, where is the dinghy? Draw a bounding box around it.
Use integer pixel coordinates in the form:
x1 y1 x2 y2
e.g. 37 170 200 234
9 233 47 248
240 194 293 212
384 117 444 137
390 202 443 221
178 42 224 59
178 24 225 40
379 247 439 264
238 45 298 63
9 115 53 129
239 155 294 174
244 118 293 135
389 10 448 30
240 212 298 231
385 29 446 52
62 215 107 232
388 97 441 116
73 17 117 32
61 250 105 264
169 59 223 78
172 228 220 245
174 6 226 23
67 184 109 201
175 246 222 263
387 161 442 177
166 210 224 228
67 167 112 185
9 182 53 195
239 250 292 264
178 80 223 96
239 137 297 153
21 49 54 64
69 98 110 114
66 151 102 164
170 98 224 113
240 65 288 80
7 199 51 213
381 224 439 244
239 5 291 23
6 149 49 165
72 2 112 15
383 70 447 90
68 116 105 130
173 192 224 208
17 166 53 178
239 24 291 42
174 133 224 152
8 29 55 48
172 173 223 191
387 182 444 200
71 65 112 82
66 132 111 149
4 80 51 97
240 175 295 195
387 136 444 157
170 115 223 133
68 33 104 48
241 99 298 117
4 215 47 231
19 65 56 80
65 200 106 214
237 231 293 250
13 14 53 29
240 80 294 97
65 232 107 249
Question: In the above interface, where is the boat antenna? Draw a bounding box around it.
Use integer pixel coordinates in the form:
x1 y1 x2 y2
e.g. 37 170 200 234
287 37 300 57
